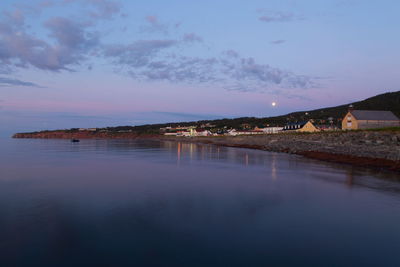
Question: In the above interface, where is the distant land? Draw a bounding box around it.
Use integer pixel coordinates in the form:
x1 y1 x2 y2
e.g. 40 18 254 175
14 90 400 136
95 90 400 134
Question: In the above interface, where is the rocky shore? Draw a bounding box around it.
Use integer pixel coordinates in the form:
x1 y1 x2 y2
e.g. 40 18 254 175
165 131 400 172
13 129 400 172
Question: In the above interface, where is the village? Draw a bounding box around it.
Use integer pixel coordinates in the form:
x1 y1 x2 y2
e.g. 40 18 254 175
160 106 400 137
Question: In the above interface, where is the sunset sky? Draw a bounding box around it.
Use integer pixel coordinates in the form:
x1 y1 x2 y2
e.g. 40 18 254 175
1 0 399 135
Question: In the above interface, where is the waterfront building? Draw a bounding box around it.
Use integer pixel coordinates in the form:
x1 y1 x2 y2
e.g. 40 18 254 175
283 121 319 132
226 129 265 136
164 132 178 136
342 106 400 130
193 129 211 136
261 127 284 134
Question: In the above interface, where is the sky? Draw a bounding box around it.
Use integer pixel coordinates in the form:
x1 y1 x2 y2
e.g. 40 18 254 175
1 0 399 136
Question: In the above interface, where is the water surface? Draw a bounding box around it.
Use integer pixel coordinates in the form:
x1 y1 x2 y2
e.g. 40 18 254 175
1 138 400 266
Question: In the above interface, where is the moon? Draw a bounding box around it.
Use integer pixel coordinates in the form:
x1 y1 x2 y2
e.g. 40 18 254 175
271 102 277 107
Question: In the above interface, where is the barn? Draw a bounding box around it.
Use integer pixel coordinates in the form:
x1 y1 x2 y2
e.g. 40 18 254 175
342 107 400 130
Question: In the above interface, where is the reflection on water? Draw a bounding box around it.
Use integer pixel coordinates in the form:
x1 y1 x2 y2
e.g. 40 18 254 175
0 138 400 266
166 141 296 171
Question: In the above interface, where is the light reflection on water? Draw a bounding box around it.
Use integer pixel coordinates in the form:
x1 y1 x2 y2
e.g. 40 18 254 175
1 138 400 266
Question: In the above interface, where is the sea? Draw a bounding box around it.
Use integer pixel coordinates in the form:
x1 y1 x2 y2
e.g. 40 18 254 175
1 138 400 266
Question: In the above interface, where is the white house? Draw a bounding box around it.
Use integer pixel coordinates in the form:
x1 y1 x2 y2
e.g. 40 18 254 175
194 129 211 136
261 127 283 134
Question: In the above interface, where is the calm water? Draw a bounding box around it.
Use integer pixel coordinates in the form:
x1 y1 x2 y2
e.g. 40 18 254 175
1 138 400 267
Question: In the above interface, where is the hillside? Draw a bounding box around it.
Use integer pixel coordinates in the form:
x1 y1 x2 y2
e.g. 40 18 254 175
100 90 400 133
285 91 400 123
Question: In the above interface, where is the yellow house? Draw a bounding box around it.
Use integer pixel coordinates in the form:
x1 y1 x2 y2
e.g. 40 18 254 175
342 108 400 130
283 121 319 133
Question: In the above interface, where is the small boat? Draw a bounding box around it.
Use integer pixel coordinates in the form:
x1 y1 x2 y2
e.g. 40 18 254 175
71 139 80 143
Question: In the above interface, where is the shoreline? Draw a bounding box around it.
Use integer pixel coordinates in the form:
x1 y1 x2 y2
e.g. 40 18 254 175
224 144 400 172
166 138 400 173
12 130 400 173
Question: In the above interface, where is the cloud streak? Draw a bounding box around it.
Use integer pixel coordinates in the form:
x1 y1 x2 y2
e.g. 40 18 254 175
102 41 313 92
141 15 169 34
0 77 42 87
86 0 122 19
259 12 295 23
183 33 203 43
257 10 303 23
103 39 177 67
270 40 286 45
